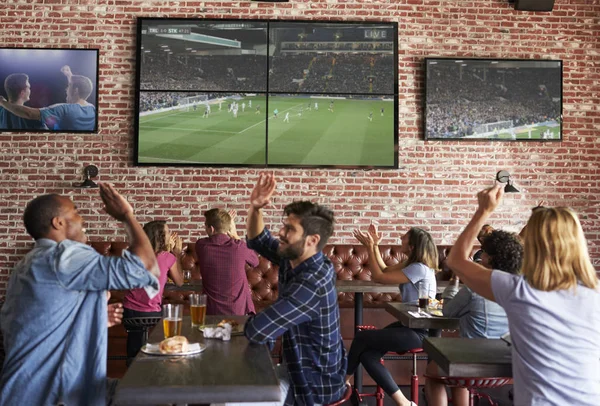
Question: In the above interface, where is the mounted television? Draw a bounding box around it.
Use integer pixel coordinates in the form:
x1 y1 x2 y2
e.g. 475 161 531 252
424 58 562 141
0 48 99 133
134 18 398 168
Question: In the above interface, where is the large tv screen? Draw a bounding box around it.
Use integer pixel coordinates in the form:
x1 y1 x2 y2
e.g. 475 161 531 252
424 58 562 141
135 18 398 168
0 48 99 133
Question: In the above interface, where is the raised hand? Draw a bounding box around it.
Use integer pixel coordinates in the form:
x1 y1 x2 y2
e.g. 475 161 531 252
228 209 237 223
61 65 73 78
170 232 183 255
368 224 383 245
476 183 504 215
250 173 276 210
99 183 133 222
353 228 375 249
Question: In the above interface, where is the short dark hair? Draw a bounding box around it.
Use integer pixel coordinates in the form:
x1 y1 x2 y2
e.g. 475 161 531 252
283 201 334 251
23 194 63 240
481 230 523 275
4 73 28 102
71 75 93 100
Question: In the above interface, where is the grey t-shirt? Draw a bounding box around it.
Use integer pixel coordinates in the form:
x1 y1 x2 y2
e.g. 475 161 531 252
491 270 600 406
400 262 437 303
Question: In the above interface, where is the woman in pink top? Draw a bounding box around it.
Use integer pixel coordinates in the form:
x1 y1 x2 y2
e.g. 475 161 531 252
123 220 184 361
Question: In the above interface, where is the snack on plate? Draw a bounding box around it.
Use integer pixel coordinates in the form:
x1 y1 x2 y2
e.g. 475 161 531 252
217 319 239 328
159 336 189 354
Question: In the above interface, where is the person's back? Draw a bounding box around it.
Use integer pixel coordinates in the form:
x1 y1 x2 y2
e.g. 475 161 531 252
0 106 46 130
196 208 258 316
492 272 600 405
41 103 96 131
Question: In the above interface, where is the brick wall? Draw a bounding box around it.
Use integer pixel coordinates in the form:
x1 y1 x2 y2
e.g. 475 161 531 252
1 0 599 297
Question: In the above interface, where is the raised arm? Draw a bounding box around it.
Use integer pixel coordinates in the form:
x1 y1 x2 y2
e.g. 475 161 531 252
354 228 409 285
247 173 276 239
99 182 159 279
227 209 240 240
446 184 504 301
168 232 184 286
0 96 41 120
61 65 73 83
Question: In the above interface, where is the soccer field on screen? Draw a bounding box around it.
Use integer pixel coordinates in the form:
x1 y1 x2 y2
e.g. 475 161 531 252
137 95 395 166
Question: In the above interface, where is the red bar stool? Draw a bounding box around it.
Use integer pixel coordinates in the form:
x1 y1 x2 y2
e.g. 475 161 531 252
354 325 423 406
325 383 353 406
424 375 512 406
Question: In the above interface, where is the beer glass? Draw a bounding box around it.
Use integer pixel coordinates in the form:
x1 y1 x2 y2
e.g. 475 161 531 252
183 270 191 284
162 304 183 339
189 294 207 328
418 281 430 311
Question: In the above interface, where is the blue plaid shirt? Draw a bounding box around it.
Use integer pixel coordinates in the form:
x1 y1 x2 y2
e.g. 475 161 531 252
245 229 347 406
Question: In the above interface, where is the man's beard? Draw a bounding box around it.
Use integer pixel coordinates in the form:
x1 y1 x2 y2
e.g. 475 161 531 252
278 238 306 260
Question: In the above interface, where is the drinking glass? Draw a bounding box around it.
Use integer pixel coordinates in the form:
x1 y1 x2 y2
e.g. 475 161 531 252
189 294 207 328
183 270 191 284
162 304 183 339
418 281 430 311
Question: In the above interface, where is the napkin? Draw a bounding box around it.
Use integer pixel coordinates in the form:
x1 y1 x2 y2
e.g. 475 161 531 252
145 342 201 353
408 310 432 318
203 323 233 341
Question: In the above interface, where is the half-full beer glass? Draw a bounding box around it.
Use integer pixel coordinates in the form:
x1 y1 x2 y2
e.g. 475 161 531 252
162 304 183 338
189 294 207 328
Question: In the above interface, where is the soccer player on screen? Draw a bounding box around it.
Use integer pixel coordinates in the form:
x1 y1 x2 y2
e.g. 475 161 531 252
284 112 290 123
329 101 334 112
0 73 47 130
380 107 384 117
242 102 246 112
255 105 260 115
248 99 252 108
368 111 373 122
0 65 95 131
273 108 278 119
314 102 318 111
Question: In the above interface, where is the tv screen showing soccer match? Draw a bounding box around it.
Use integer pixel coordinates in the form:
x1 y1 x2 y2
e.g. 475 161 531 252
424 58 562 141
0 48 99 133
134 18 398 168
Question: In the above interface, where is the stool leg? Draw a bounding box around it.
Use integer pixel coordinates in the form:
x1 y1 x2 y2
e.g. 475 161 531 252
468 388 475 406
376 384 385 406
410 353 419 405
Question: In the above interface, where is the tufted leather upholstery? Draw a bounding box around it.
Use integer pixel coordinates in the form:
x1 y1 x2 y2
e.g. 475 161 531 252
90 241 473 310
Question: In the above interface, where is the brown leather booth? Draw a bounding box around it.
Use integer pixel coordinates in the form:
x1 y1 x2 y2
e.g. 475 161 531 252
96 241 472 384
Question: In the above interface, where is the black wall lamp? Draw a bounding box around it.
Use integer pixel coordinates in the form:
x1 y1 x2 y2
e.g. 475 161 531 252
496 170 519 193
74 165 99 188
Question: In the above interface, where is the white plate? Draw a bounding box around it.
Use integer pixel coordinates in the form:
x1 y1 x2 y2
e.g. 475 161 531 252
141 342 206 356
199 324 244 336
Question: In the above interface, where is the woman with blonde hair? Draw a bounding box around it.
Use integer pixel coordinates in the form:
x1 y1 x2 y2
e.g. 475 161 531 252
447 184 600 405
347 225 439 406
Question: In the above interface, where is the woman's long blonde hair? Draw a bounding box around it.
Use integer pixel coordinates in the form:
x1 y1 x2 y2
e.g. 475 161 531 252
522 207 597 291
405 227 439 272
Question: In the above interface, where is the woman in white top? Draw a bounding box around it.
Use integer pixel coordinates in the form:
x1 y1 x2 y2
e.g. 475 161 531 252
347 225 438 406
446 184 600 406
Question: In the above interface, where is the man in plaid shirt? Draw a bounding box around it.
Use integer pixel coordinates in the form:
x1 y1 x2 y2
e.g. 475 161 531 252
243 173 347 406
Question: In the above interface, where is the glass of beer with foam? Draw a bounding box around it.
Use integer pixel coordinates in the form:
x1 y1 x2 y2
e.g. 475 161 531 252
189 294 207 328
162 304 183 339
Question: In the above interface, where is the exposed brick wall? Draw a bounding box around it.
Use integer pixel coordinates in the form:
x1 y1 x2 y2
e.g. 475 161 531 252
1 0 599 297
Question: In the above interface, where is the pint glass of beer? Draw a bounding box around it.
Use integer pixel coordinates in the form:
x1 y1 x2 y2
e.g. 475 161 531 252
162 304 183 339
189 294 207 328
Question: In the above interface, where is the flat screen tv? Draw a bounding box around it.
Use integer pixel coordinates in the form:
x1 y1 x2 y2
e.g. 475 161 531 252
0 48 99 133
424 58 562 141
134 18 398 168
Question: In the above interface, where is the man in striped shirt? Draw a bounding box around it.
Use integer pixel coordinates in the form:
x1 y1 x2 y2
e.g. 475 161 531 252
243 173 347 406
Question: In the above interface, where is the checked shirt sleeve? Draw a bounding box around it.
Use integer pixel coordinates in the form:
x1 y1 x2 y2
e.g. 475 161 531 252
246 228 281 265
244 280 321 344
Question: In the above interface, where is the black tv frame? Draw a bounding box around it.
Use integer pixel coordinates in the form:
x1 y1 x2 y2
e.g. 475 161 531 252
133 17 399 169
0 47 100 134
423 57 563 142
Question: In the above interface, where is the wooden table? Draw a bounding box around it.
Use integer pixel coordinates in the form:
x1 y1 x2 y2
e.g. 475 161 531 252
114 315 280 405
335 280 399 392
164 280 203 292
385 302 460 336
423 337 512 377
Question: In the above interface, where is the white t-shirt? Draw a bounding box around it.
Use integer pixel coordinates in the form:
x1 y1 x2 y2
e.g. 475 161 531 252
400 262 437 303
491 270 600 406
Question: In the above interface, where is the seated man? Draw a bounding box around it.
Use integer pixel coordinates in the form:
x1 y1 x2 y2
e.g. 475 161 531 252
195 208 258 315
235 173 347 405
0 183 160 406
425 230 523 406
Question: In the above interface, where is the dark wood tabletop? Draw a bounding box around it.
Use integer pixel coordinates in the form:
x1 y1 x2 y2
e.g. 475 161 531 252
164 280 203 292
424 337 513 377
114 315 280 405
385 302 460 330
335 280 399 293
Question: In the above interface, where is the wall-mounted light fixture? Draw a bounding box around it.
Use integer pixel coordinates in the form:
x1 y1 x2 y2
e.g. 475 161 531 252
74 165 99 188
496 170 519 193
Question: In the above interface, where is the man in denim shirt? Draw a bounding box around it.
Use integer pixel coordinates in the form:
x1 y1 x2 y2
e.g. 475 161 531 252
425 230 523 406
0 183 160 406
240 173 347 406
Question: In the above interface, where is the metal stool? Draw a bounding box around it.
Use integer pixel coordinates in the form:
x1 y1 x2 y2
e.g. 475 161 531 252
325 383 353 406
123 317 161 364
354 325 423 406
424 375 512 406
